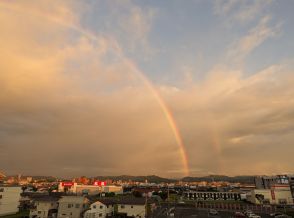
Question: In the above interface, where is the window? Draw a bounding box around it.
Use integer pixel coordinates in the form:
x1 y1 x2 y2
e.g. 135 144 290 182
100 205 103 209
99 214 102 217
0 195 2 199
38 211 42 214
68 204 72 208
131 205 133 208
75 204 80 208
0 188 4 192
121 205 125 209
93 205 96 209
278 199 287 205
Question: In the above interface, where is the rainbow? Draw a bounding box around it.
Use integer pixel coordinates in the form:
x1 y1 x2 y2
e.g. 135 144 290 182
0 1 190 176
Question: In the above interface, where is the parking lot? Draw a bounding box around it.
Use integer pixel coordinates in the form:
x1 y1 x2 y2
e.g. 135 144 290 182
152 205 272 218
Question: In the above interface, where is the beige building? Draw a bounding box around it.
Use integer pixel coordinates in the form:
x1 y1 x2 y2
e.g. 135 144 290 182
0 186 22 216
57 196 89 218
84 199 114 218
101 186 123 195
29 196 59 218
117 198 147 218
247 185 293 205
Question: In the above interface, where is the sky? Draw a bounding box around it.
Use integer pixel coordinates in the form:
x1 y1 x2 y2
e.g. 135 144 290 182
1 0 294 178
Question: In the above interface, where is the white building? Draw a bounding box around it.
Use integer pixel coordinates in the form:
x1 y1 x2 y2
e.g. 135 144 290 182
0 186 22 216
84 199 114 218
57 196 89 218
29 196 59 218
247 185 293 205
58 183 123 196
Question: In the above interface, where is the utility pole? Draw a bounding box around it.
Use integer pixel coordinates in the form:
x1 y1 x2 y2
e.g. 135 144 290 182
167 183 170 217
145 191 148 218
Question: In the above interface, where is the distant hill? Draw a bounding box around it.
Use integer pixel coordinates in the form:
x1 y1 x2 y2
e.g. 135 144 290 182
93 175 255 184
181 175 255 184
93 175 176 183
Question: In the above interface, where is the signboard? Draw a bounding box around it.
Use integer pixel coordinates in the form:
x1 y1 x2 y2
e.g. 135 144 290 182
271 189 275 200
62 182 74 187
93 181 106 186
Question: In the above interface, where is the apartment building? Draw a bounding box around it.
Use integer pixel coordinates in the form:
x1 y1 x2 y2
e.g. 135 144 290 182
29 196 59 218
57 196 89 218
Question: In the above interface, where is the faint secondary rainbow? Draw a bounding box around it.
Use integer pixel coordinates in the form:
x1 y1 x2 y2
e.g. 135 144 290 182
0 1 190 176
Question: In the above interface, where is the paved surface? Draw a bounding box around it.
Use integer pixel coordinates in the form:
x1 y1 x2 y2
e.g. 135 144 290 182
152 205 272 218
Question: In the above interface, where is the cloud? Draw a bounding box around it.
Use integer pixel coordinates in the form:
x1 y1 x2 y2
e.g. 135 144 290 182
214 0 272 24
162 63 294 175
226 16 280 66
0 0 184 177
0 0 293 178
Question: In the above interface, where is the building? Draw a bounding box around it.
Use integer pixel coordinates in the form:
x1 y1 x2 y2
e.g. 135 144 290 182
101 185 123 195
83 199 114 218
255 175 290 189
0 186 22 216
255 175 294 199
57 196 89 218
184 191 242 201
0 171 5 182
247 185 293 205
29 196 59 218
116 197 156 218
58 182 123 196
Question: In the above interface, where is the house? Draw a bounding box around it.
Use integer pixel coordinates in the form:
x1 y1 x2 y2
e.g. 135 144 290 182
29 196 60 218
0 186 22 216
84 199 115 218
57 196 89 218
117 197 156 218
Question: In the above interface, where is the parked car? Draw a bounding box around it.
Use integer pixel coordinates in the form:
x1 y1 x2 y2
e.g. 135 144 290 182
247 214 261 218
234 211 246 217
244 210 253 215
209 209 218 216
270 213 291 217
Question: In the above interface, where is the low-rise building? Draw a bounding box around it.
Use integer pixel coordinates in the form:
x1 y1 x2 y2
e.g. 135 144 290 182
184 191 242 201
84 199 114 218
0 186 22 216
29 196 59 218
101 185 123 195
58 182 123 196
247 185 293 205
57 196 89 218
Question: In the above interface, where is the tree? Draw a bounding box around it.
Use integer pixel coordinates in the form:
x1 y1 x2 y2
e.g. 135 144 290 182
21 186 27 193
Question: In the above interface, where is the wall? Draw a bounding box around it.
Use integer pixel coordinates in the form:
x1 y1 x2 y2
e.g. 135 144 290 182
0 186 22 216
29 201 58 218
84 201 113 218
117 204 145 218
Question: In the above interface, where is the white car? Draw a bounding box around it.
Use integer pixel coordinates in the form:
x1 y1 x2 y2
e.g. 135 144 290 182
209 209 218 215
